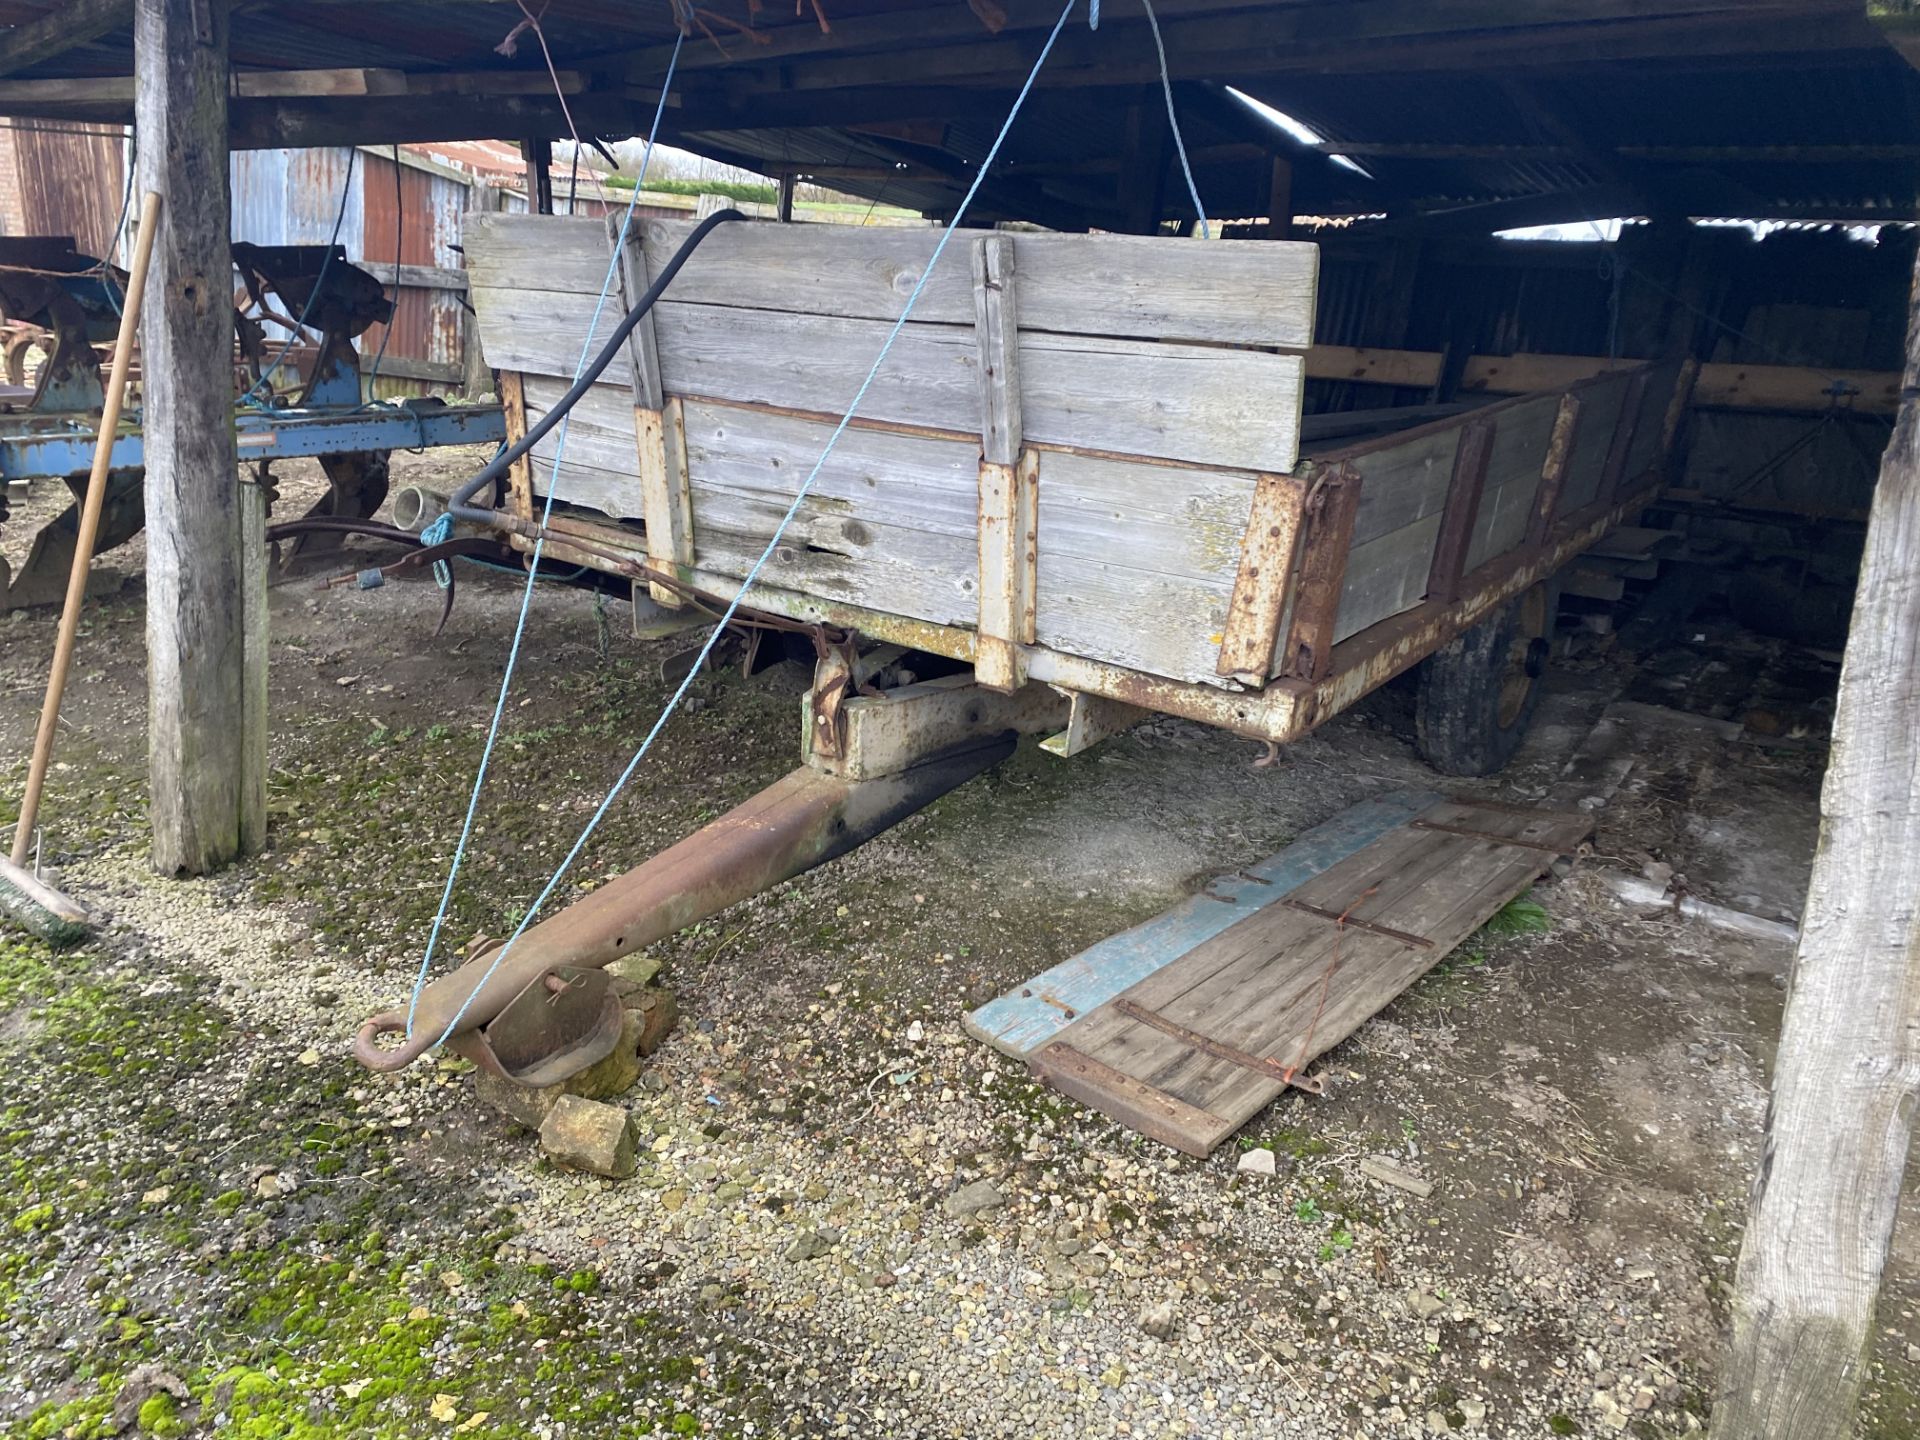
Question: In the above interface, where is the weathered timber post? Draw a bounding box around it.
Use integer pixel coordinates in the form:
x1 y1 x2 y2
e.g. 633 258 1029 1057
136 0 259 875
1710 250 1920 1438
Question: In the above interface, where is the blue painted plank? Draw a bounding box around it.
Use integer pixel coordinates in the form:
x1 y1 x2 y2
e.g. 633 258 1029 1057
964 788 1441 1058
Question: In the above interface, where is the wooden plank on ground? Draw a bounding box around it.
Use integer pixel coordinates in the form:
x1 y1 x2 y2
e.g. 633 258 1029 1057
965 790 1439 1057
1028 798 1592 1154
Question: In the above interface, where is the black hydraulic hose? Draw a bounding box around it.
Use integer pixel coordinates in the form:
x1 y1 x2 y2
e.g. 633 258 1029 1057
447 208 746 529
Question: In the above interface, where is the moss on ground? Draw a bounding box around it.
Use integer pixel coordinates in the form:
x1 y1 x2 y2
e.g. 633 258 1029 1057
0 924 773 1439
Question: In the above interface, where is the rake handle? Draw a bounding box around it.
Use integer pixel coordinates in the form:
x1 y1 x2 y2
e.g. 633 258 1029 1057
11 191 163 867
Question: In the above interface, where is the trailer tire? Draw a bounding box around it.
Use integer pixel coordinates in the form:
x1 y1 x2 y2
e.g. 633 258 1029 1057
1414 584 1553 777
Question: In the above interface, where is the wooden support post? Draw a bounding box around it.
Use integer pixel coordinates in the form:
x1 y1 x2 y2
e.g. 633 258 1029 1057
137 0 256 875
1709 249 1920 1440
972 234 1036 693
1281 464 1362 682
1216 472 1308 685
776 172 796 223
611 214 692 607
1425 416 1494 604
523 137 554 215
1265 155 1293 241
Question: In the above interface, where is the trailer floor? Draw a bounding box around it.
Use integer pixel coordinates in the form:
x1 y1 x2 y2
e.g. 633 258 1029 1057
0 452 1913 1440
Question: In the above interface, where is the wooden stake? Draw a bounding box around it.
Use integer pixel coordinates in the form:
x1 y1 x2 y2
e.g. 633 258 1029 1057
1710 249 1920 1440
10 189 162 868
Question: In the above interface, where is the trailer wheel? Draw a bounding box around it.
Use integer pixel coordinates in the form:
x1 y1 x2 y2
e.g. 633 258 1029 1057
1414 584 1552 777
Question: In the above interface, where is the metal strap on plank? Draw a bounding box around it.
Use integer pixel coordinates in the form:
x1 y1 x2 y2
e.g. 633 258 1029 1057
1408 817 1584 853
1113 997 1326 1094
1281 897 1434 949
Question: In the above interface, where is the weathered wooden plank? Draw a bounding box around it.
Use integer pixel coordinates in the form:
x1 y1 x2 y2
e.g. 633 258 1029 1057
477 290 1303 472
1182 847 1554 1125
691 482 979 629
1030 1043 1234 1158
973 234 1032 691
463 211 613 295
522 377 642 477
240 479 268 857
1043 800 1592 1142
471 284 638 388
1035 449 1257 583
609 213 665 412
1623 358 1680 482
1028 447 1257 686
678 398 980 539
1334 510 1443 642
1344 424 1460 548
1556 371 1631 514
526 453 644 519
976 452 1038 690
1595 369 1650 507
638 219 1318 349
967 790 1438 1058
1034 553 1234 687
1463 392 1560 572
1216 472 1308 684
972 235 1022 468
636 400 694 602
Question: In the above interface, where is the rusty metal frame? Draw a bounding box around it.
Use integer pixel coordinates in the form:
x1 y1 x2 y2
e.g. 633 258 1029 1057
1280 462 1363 682
1215 470 1310 685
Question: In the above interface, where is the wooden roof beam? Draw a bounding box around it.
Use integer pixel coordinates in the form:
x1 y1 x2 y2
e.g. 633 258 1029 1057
0 0 130 78
684 0 1873 97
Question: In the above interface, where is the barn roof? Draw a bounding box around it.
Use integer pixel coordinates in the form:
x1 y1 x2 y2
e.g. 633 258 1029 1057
0 1 1914 229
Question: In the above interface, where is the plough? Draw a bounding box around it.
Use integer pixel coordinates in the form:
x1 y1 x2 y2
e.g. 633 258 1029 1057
0 235 504 609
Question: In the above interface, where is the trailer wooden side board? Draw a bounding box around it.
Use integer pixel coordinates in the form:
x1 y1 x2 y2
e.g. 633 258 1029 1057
462 215 1687 746
1028 798 1594 1156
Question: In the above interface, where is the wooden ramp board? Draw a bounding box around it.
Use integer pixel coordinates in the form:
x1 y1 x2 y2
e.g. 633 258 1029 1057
1030 799 1593 1156
965 790 1439 1059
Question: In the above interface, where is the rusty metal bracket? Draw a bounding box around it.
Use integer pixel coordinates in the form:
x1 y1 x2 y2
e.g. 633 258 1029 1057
1282 898 1434 949
1408 818 1581 853
1113 997 1327 1095
468 964 626 1088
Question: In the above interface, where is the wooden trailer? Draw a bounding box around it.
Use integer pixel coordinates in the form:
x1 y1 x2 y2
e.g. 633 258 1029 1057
463 212 1687 772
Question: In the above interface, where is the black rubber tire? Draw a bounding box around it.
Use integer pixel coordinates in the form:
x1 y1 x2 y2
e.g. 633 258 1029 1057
1414 585 1553 777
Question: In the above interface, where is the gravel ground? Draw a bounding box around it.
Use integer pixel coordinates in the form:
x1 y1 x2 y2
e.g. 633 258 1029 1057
1 452 1916 1439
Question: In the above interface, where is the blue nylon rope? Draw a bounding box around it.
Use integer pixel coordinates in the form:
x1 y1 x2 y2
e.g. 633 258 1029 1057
404 28 688 1039
1140 0 1209 239
417 0 1086 1054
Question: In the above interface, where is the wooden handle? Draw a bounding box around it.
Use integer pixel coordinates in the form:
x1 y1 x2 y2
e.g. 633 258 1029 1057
10 191 164 867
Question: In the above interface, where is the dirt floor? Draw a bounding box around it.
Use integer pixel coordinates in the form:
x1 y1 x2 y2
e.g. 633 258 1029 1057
1 451 1916 1439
